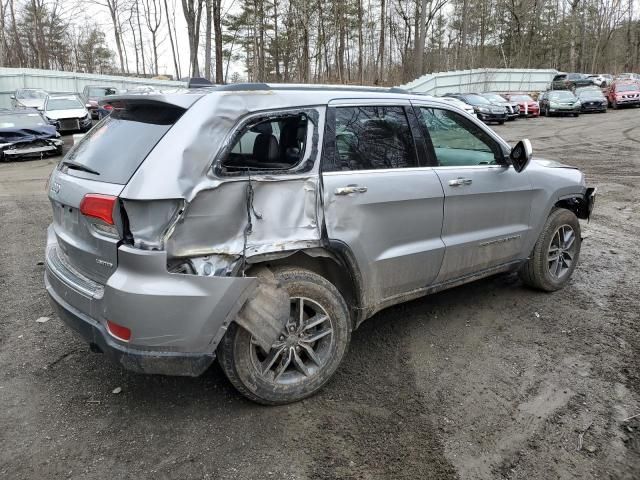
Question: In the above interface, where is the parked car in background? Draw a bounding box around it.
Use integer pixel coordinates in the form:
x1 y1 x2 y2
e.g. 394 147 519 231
574 87 607 113
479 92 520 120
444 93 507 124
81 86 120 119
44 85 595 404
539 90 581 116
10 88 49 110
615 73 640 82
123 85 161 95
96 103 115 119
0 108 63 161
551 73 594 91
43 95 92 133
587 74 612 87
606 81 640 109
434 95 477 117
502 93 540 117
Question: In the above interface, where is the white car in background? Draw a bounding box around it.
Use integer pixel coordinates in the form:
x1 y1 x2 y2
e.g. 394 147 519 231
11 88 49 110
436 96 477 117
587 74 612 87
43 95 93 133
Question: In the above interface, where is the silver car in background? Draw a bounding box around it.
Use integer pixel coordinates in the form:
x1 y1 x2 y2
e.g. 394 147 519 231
11 88 49 110
45 85 596 404
43 95 92 133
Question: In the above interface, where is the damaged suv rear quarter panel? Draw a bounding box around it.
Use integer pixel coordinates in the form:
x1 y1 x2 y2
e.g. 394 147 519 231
116 91 326 351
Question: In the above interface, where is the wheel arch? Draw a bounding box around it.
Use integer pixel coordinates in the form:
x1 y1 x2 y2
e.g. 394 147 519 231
246 244 365 328
554 188 596 220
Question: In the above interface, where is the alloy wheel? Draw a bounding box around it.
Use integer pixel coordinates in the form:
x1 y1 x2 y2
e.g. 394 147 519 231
250 297 334 385
547 224 577 279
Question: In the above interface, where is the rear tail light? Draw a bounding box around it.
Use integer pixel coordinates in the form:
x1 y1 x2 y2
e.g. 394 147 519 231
107 320 131 342
80 194 116 225
103 104 113 111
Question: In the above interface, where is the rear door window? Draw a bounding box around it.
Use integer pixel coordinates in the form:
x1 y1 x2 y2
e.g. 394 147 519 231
324 106 418 172
62 103 184 184
222 113 309 172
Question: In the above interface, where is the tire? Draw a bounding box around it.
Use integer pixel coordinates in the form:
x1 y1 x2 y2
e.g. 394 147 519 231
573 113 579 117
519 208 582 292
217 267 351 405
498 120 505 125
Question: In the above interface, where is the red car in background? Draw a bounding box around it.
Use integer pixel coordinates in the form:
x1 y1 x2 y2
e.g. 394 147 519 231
605 81 640 109
502 93 540 117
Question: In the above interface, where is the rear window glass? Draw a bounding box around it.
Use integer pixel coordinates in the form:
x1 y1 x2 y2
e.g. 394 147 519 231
62 104 184 184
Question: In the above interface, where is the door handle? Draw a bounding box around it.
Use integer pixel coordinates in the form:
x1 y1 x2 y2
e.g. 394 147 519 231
335 185 368 195
448 177 473 187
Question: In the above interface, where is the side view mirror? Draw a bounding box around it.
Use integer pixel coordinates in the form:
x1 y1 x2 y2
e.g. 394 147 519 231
10 95 15 100
509 139 532 173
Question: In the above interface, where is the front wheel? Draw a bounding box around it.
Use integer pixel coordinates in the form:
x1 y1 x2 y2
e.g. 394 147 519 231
519 208 582 292
217 267 351 405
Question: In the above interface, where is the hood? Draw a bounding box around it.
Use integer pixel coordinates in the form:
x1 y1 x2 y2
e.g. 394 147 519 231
16 99 45 109
532 158 578 170
44 108 88 120
0 124 57 144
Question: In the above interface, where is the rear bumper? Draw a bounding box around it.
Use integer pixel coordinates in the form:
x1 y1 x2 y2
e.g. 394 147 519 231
46 273 215 376
44 225 257 376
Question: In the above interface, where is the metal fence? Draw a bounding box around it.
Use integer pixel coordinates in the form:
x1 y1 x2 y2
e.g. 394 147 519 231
0 67 186 108
401 68 558 95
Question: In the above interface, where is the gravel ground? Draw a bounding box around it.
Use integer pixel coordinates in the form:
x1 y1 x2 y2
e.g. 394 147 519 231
1 111 639 479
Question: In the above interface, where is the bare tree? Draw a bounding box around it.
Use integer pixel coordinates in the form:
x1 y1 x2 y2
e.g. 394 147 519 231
182 0 204 76
141 0 162 74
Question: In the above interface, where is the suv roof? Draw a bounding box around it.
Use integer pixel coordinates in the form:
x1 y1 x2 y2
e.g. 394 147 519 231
101 83 419 111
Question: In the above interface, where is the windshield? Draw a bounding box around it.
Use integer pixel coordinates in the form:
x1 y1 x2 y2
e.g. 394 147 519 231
17 89 47 100
0 111 47 128
465 95 491 105
482 94 504 102
63 103 185 184
47 98 83 110
617 84 639 92
549 91 576 101
510 95 533 102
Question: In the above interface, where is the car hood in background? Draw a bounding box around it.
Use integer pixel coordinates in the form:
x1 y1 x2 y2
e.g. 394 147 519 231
44 108 88 120
0 112 58 143
16 99 45 109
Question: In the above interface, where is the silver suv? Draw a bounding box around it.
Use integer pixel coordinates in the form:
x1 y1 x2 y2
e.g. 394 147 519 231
45 85 596 404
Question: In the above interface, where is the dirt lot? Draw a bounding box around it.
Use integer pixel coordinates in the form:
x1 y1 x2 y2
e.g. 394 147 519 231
1 111 639 480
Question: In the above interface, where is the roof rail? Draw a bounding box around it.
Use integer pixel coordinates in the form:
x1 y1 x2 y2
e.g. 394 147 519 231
208 83 414 94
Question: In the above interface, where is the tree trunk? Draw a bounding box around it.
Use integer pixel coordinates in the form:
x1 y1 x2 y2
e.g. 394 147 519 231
213 0 223 83
164 0 181 79
377 0 386 83
205 0 212 80
182 0 203 77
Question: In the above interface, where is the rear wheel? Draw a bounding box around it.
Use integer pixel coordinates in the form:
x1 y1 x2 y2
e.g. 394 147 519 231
519 208 581 292
217 267 351 405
